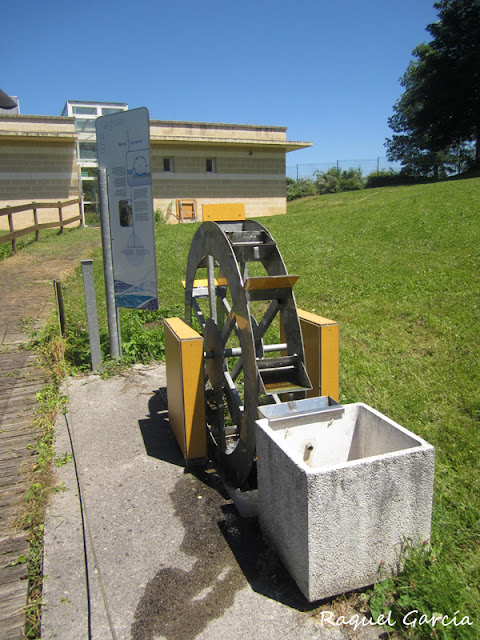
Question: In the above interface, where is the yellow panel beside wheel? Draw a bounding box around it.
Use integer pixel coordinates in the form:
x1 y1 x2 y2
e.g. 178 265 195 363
164 317 206 460
202 203 245 222
298 309 339 402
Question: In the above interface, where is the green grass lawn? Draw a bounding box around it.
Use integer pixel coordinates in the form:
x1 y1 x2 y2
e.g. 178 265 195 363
41 178 480 637
274 181 479 638
0 227 60 260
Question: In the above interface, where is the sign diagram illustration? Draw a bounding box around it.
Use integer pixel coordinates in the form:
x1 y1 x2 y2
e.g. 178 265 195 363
96 108 158 310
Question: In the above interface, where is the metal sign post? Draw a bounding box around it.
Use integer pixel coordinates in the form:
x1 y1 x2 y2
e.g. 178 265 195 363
98 168 121 359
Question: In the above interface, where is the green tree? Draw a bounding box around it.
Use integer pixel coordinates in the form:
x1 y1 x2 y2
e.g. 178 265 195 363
386 0 480 172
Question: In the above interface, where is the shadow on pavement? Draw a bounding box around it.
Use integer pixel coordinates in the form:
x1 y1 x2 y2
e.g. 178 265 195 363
137 386 319 617
138 387 185 467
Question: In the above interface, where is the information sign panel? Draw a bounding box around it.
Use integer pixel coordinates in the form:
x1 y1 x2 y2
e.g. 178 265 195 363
96 107 158 309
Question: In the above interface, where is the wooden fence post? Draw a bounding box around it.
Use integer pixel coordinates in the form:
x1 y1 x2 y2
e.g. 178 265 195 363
53 280 66 336
58 201 63 233
33 203 39 242
8 213 16 254
79 199 85 227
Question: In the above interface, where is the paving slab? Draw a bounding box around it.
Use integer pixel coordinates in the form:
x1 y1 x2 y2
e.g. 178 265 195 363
42 364 384 640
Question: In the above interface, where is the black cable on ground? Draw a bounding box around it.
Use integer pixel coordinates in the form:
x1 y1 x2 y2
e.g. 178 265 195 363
63 410 93 640
53 280 118 640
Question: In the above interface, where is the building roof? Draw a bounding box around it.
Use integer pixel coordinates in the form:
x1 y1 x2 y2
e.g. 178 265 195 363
0 114 76 142
149 119 311 152
0 113 312 152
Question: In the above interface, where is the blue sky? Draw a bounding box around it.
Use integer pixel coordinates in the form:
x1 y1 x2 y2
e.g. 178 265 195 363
2 0 438 168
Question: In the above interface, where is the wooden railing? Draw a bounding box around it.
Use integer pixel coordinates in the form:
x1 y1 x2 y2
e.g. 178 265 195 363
0 198 83 254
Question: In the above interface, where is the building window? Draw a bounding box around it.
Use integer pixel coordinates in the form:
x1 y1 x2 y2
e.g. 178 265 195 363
75 118 97 133
101 107 123 116
163 157 174 172
72 106 97 115
206 158 216 173
78 142 97 160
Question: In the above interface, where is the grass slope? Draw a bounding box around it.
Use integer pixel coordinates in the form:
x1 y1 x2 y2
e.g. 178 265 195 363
268 181 480 636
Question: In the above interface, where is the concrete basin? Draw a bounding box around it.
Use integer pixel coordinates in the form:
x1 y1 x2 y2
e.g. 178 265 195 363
256 400 435 602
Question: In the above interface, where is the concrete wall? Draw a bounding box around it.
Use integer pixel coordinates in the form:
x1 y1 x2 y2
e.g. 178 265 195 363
0 116 80 230
151 145 287 222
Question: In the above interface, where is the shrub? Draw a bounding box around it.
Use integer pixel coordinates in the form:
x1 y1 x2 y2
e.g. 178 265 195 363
314 168 340 194
365 169 414 188
154 208 166 224
286 177 317 201
338 167 365 191
314 167 365 194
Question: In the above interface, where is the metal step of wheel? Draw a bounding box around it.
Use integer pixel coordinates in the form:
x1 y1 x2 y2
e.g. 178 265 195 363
225 230 272 246
223 230 276 263
226 230 276 263
256 354 311 396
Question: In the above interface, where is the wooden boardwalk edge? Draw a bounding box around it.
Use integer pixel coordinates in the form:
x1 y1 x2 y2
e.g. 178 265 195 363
0 345 46 640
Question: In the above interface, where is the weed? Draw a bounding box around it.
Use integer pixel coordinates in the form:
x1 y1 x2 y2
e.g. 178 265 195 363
54 452 72 467
96 358 128 379
0 225 96 262
366 536 477 637
154 208 167 224
52 482 67 493
119 308 166 364
8 554 28 567
21 382 67 638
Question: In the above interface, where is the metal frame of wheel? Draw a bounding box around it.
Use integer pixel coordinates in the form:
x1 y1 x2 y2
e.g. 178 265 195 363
184 220 310 487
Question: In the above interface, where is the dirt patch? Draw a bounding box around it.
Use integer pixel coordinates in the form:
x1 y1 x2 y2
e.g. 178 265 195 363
0 228 102 339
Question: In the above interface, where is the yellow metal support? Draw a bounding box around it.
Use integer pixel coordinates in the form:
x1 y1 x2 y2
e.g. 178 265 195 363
181 277 228 289
164 317 206 460
298 309 339 401
202 202 245 222
243 275 299 291
281 309 339 402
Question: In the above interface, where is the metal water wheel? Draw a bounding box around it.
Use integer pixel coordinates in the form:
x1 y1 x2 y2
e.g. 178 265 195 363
184 220 311 487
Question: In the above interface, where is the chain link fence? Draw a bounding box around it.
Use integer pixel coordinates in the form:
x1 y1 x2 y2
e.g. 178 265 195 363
286 157 402 180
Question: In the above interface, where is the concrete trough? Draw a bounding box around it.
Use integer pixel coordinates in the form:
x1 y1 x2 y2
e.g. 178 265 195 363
256 399 435 602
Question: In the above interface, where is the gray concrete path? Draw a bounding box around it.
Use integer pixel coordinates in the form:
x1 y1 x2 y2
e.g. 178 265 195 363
42 365 385 640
